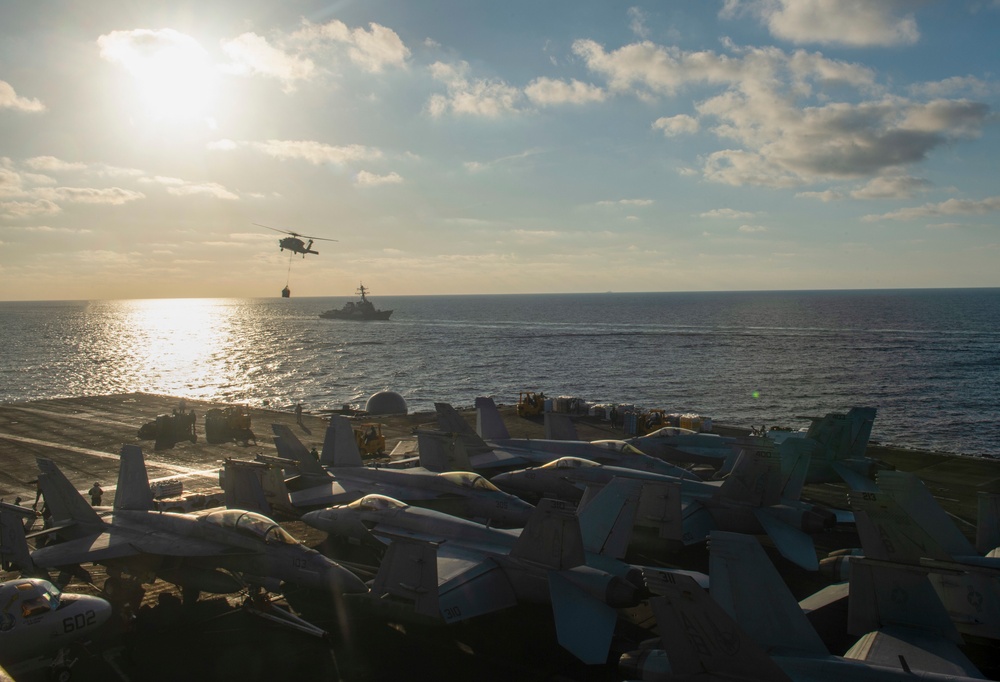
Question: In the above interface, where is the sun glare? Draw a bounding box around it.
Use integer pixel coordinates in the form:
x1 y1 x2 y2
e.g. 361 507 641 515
100 29 218 124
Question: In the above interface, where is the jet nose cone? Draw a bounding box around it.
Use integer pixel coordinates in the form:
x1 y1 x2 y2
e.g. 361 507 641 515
76 594 114 628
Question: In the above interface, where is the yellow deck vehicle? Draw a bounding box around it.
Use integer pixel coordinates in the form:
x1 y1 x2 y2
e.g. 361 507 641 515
354 422 386 457
517 391 545 418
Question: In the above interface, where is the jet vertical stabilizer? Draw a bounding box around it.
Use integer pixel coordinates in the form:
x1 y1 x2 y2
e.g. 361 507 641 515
850 489 956 563
323 416 366 468
576 477 642 560
0 502 37 571
876 471 978 558
475 396 510 440
548 570 618 666
434 402 494 457
544 411 579 441
977 491 1000 556
626 574 793 682
36 458 103 526
511 498 586 570
416 430 471 472
370 538 440 619
708 530 828 655
114 444 154 511
271 424 327 476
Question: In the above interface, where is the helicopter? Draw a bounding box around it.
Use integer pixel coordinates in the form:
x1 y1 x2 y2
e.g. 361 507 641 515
255 223 337 257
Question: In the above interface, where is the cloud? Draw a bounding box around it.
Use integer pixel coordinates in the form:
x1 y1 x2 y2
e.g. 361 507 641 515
575 37 990 187
0 80 45 112
796 189 844 202
738 224 768 233
24 156 87 172
0 199 61 218
628 6 651 39
720 0 920 47
699 208 756 219
355 170 403 186
862 196 1000 222
596 199 654 207
524 78 606 106
34 187 145 205
292 20 410 72
909 75 998 99
849 175 930 200
428 61 525 117
221 33 315 89
212 138 381 165
652 114 699 136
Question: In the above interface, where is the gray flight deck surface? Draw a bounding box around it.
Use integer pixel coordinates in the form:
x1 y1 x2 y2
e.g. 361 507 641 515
1 393 998 681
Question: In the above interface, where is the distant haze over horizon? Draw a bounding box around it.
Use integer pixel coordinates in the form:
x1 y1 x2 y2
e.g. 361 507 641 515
2 1 999 300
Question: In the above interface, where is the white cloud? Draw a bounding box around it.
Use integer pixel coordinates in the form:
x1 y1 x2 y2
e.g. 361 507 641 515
738 224 768 233
33 187 144 205
699 208 756 219
850 175 930 200
576 37 989 187
862 196 1000 222
524 78 606 106
721 0 920 47
293 20 410 72
652 114 699 136
596 199 654 207
0 81 45 112
909 76 998 99
214 139 381 165
628 6 651 39
796 189 844 202
1 199 61 218
24 156 87 172
355 170 403 186
428 61 525 117
221 33 315 89
165 181 239 200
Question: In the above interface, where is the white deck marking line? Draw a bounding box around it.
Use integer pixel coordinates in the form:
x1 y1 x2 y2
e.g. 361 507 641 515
0 431 221 481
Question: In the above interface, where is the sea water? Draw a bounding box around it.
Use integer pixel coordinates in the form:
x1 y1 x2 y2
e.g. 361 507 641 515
1 289 998 457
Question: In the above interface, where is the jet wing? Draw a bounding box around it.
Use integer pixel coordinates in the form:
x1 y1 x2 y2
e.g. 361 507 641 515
289 481 363 508
33 529 237 567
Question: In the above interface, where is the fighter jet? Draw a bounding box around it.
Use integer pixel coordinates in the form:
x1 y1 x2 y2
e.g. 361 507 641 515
626 406 883 490
431 399 697 480
300 478 703 665
0 503 113 675
821 471 1000 640
619 531 987 682
461 433 831 570
17 446 367 604
258 418 534 528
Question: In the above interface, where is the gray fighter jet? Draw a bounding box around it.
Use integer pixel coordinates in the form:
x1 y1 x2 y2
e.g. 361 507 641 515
300 478 703 665
19 446 367 602
261 417 534 527
821 471 1000 641
620 531 986 682
447 433 832 570
431 399 697 480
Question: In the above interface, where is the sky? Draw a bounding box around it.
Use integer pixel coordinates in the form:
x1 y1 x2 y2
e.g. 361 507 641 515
1 0 999 300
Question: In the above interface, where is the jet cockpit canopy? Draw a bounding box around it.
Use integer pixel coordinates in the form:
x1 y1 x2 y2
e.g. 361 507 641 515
201 509 298 545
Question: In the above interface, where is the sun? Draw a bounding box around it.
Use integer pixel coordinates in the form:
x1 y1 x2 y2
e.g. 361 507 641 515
99 28 218 124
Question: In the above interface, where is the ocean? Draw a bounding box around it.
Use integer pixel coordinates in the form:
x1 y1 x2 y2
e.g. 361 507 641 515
1 288 998 457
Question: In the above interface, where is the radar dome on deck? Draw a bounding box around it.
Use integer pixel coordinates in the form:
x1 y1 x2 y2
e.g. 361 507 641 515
365 391 408 415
